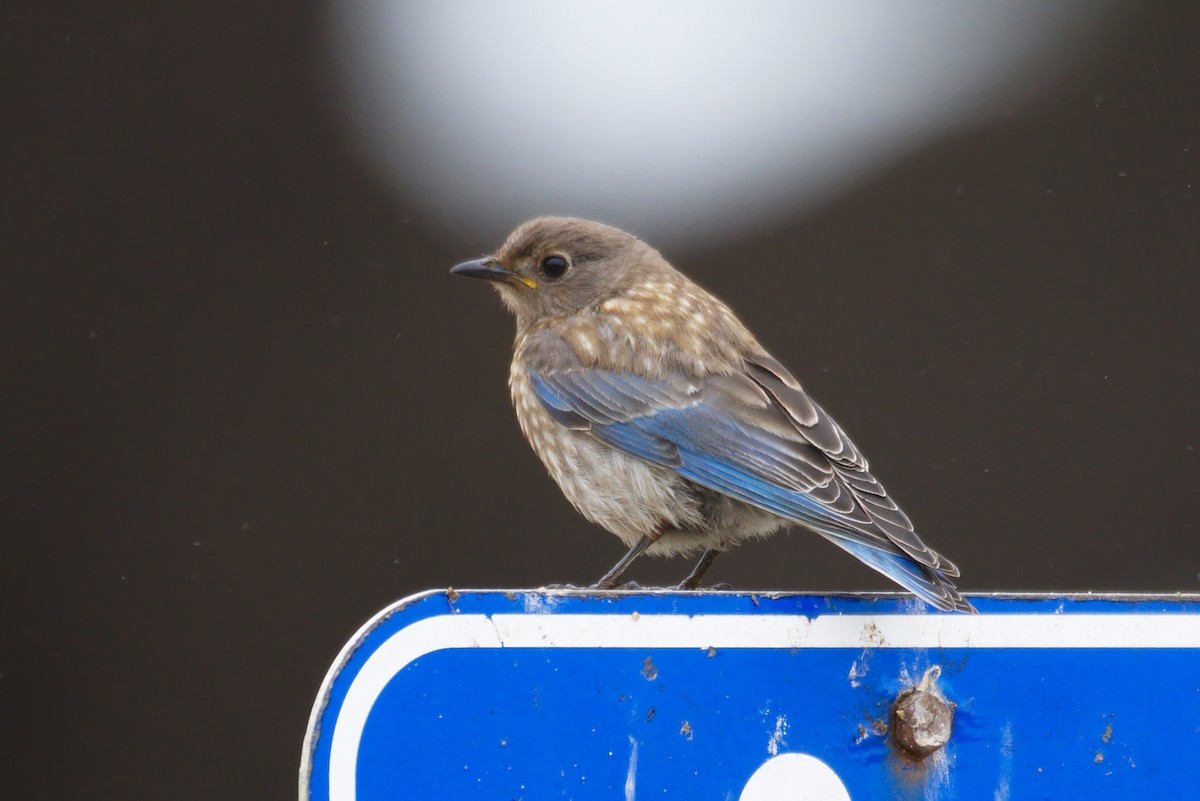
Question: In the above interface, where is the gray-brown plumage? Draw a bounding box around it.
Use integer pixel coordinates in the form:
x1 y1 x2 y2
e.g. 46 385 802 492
451 217 973 612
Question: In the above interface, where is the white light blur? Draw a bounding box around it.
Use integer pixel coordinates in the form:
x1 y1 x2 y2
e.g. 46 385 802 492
326 1 1126 251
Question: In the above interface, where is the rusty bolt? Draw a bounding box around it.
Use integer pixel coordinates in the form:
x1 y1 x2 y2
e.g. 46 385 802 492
891 688 953 758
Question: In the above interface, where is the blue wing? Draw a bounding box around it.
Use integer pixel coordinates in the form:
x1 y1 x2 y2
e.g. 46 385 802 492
528 360 971 613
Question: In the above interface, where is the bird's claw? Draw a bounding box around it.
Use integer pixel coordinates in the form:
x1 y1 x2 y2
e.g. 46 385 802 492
673 581 735 591
588 580 642 591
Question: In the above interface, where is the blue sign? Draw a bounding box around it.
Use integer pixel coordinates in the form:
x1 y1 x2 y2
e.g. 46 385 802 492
300 592 1200 799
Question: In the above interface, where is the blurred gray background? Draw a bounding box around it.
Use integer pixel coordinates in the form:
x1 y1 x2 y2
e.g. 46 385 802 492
5 2 1199 799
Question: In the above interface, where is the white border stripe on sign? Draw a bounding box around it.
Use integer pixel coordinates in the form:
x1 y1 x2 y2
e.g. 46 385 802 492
310 611 1200 801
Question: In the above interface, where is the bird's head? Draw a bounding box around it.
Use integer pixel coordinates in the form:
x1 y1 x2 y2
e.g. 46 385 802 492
450 217 656 328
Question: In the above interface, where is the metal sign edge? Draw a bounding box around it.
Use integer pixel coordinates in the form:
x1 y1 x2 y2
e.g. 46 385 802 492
299 590 1200 801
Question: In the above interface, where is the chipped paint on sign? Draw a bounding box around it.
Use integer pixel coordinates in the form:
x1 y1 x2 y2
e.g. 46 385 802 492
766 716 789 756
624 736 637 801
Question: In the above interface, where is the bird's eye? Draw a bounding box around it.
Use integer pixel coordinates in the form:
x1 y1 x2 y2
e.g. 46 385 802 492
540 255 569 280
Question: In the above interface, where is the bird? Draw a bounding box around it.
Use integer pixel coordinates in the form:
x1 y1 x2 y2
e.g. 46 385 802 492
450 217 974 612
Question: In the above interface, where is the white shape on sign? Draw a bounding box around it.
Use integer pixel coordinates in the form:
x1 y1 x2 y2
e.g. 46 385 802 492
739 753 852 801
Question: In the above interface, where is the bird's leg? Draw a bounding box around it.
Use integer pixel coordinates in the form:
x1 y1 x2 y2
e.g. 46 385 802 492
593 527 663 590
675 549 723 590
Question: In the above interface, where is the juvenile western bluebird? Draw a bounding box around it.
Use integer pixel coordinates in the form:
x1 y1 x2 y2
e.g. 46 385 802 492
451 217 973 612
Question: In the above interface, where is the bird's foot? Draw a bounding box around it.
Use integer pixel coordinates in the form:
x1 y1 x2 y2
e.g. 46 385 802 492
588 580 642 591
673 581 735 591
541 583 582 590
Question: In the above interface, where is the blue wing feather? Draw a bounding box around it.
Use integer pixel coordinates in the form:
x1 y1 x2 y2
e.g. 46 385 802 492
592 420 681 467
531 375 850 529
528 367 970 612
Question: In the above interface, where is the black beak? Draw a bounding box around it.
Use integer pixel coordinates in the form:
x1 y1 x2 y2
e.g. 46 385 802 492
450 257 511 283
449 257 537 289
